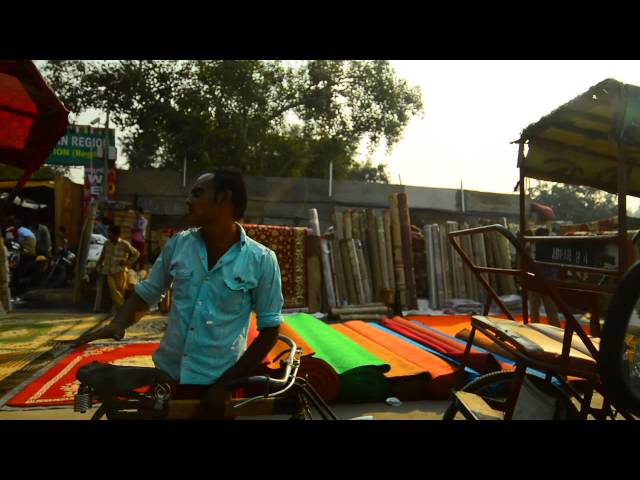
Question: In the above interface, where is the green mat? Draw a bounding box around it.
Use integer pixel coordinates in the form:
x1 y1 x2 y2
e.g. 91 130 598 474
283 313 391 403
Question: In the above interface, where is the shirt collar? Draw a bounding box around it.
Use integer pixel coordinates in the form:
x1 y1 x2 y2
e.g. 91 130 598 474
237 222 247 248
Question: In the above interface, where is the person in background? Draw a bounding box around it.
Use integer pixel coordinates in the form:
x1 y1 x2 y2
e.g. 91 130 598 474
529 226 560 326
12 217 37 293
94 214 109 238
32 215 52 259
130 207 148 270
95 224 140 314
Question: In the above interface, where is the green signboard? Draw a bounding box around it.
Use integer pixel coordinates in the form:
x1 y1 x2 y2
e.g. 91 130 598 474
46 124 117 167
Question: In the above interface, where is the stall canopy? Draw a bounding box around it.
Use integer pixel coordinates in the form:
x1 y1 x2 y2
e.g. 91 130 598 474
0 61 69 191
515 78 640 197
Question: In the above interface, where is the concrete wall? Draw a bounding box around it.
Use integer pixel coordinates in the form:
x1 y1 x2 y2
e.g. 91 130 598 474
114 169 521 230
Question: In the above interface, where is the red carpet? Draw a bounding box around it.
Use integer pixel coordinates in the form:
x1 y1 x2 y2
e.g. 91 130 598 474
244 224 308 309
6 343 159 407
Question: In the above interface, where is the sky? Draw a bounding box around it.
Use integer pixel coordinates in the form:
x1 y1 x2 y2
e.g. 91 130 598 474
70 60 640 209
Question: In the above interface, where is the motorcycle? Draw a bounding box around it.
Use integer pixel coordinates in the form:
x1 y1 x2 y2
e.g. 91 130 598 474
46 242 76 288
6 240 47 296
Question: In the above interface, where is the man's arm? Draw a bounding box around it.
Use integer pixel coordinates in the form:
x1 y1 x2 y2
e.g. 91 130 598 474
95 244 106 273
68 292 151 345
66 235 178 346
125 241 140 267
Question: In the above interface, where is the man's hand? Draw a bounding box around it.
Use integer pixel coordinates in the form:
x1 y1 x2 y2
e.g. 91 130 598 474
196 384 231 420
57 322 125 348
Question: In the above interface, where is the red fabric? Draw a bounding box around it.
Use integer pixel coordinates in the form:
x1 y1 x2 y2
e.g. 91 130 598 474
243 224 308 308
380 317 502 374
0 61 69 173
7 343 159 407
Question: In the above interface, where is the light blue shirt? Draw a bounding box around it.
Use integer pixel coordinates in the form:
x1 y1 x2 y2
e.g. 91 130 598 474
134 224 284 385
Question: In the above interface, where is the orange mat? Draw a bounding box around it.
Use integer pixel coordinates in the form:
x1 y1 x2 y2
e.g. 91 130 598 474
333 320 459 400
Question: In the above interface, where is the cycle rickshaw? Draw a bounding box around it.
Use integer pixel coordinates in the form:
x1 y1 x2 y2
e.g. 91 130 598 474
444 79 640 420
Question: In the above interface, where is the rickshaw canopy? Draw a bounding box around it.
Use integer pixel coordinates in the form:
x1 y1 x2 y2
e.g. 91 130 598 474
516 78 640 197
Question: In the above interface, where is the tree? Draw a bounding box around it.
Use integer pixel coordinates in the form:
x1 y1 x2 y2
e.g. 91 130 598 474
0 164 70 181
42 60 423 183
529 181 617 223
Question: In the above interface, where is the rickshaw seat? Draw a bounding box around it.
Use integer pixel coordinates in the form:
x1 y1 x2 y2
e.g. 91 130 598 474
471 316 599 373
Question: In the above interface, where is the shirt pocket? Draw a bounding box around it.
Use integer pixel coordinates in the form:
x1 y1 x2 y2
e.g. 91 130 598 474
220 277 249 315
171 268 193 300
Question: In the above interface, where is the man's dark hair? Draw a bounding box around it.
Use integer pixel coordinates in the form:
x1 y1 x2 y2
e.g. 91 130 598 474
535 226 550 236
207 168 247 220
108 224 121 236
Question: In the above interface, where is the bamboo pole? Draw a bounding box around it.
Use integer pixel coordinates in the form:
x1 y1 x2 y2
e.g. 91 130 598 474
343 210 353 241
311 210 337 309
484 230 500 294
389 194 406 309
460 222 478 301
471 229 489 302
424 225 438 310
397 193 417 310
355 239 373 303
383 210 395 298
330 238 347 306
366 209 382 300
347 239 366 304
439 224 452 303
376 214 391 294
446 221 467 299
307 209 323 312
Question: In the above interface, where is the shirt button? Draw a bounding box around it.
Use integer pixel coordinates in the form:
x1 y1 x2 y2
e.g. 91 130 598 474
190 327 194 331
183 353 188 357
198 300 203 305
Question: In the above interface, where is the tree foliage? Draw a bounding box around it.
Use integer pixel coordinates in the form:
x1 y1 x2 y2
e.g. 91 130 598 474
529 181 618 223
42 60 423 183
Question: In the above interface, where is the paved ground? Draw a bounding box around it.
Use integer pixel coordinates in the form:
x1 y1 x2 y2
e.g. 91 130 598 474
0 400 451 420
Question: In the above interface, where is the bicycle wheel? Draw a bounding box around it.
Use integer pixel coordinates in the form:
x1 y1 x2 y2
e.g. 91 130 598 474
442 370 581 420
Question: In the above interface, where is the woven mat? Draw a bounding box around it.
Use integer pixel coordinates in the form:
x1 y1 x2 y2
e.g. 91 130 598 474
0 312 108 384
121 313 167 341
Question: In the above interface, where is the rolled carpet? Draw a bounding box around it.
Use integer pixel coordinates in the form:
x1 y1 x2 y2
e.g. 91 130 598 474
284 313 390 403
247 314 340 403
380 316 502 374
409 321 516 366
369 323 469 399
331 322 431 401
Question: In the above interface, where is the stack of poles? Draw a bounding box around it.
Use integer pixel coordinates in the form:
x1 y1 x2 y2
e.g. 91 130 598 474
313 192 419 317
423 218 517 310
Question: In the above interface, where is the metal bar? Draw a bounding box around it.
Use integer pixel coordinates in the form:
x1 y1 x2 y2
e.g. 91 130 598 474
474 266 520 275
524 235 619 243
618 149 628 276
503 364 527 421
449 234 514 320
531 261 619 276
